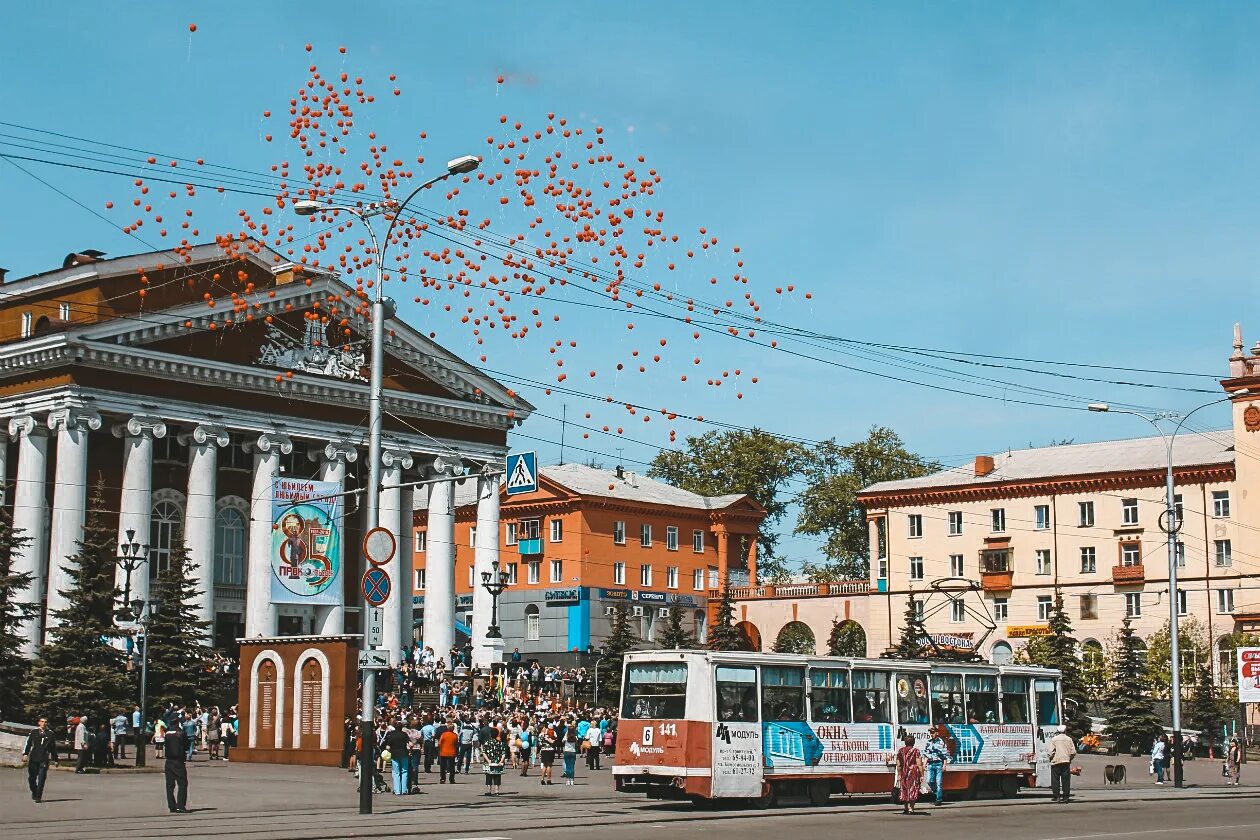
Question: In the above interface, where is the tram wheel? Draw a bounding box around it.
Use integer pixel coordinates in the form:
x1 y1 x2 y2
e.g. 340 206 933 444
807 780 831 807
750 784 778 809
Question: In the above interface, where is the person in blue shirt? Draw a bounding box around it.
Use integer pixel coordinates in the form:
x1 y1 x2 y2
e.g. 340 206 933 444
421 719 437 774
923 725 952 806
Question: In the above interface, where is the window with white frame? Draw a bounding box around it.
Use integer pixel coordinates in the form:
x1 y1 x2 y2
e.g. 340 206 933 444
149 495 184 580
549 519 563 542
1034 505 1050 530
909 556 924 581
504 522 518 545
414 568 426 590
1122 498 1139 526
666 526 679 551
950 600 965 623
693 568 704 590
505 563 518 585
912 599 925 619
1035 549 1052 575
549 558 562 583
520 519 540 541
1079 595 1098 621
948 511 963 535
613 562 626 585
469 526 477 548
640 524 652 547
212 504 247 585
877 558 889 580
949 554 965 578
1079 501 1094 527
1125 592 1142 618
1215 539 1233 567
1213 490 1231 518
468 565 475 587
908 514 923 538
59 302 71 321
640 564 653 587
1121 543 1141 566
667 566 679 589
692 530 704 552
1177 589 1188 616
1175 541 1185 567
415 531 427 552
1174 493 1184 525
1037 595 1052 621
20 312 32 338
708 567 719 588
1218 588 1235 614
525 605 540 641
991 508 1006 533
992 598 1008 622
527 561 540 585
1080 547 1096 574
613 521 626 545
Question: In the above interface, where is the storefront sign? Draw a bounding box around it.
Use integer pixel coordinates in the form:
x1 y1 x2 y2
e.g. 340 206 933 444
600 588 632 601
545 588 581 605
669 594 700 607
637 591 668 603
1008 624 1051 638
928 632 975 651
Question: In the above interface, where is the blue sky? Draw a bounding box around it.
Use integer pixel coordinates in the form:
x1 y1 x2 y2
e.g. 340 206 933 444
3 3 1258 569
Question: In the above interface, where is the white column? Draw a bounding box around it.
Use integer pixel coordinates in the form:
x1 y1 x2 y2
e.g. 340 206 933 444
379 446 414 664
9 415 49 656
113 415 166 607
471 470 503 669
245 432 292 638
398 483 415 651
180 424 229 635
311 441 357 636
45 408 102 631
421 464 459 664
0 428 8 507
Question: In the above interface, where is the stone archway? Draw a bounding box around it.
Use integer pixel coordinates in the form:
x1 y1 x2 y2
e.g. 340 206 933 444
828 619 866 657
774 620 817 655
735 620 761 652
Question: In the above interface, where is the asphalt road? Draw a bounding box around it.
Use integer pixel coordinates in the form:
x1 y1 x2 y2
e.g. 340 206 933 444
2 753 1255 840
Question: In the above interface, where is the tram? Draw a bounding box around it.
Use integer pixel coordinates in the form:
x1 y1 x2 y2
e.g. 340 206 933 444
612 649 1062 807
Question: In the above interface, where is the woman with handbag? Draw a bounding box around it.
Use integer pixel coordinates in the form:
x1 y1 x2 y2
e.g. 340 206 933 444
896 734 925 815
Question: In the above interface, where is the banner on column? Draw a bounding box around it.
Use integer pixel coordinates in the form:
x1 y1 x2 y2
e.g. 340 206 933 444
270 478 343 605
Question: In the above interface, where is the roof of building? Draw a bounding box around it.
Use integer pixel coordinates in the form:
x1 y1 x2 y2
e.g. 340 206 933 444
859 431 1234 496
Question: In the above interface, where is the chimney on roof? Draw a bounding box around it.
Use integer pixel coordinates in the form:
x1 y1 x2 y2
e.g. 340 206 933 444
0 267 7 283
974 455 996 477
62 250 106 268
614 465 624 480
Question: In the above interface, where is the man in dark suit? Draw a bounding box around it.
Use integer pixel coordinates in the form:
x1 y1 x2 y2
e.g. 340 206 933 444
163 724 189 813
23 718 59 802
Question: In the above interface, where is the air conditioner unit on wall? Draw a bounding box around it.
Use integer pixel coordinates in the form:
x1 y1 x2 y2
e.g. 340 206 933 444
658 608 671 619
631 606 645 617
604 606 617 617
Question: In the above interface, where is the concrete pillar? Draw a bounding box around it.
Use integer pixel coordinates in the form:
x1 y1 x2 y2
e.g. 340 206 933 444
421 467 458 665
379 446 414 664
45 408 101 631
471 471 503 668
181 424 229 636
9 415 49 656
113 414 166 608
311 441 357 636
245 432 292 637
398 483 415 650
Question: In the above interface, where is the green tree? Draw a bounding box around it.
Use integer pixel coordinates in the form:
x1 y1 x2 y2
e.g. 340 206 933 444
1016 594 1092 739
1186 665 1228 752
649 429 808 582
773 621 816 655
707 584 751 652
827 618 867 657
145 540 217 710
0 511 34 721
1145 616 1210 701
26 481 131 726
889 593 924 659
795 427 938 580
596 602 640 706
1102 617 1162 755
656 605 695 651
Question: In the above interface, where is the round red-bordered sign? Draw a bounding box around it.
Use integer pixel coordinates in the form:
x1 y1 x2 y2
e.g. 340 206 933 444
363 526 397 568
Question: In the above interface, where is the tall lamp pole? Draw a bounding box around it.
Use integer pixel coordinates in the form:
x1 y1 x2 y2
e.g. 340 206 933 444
1089 393 1247 789
129 596 162 768
480 558 510 640
115 529 148 608
294 153 479 815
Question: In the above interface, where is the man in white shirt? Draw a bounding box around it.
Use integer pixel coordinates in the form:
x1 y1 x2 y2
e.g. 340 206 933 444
1046 725 1077 803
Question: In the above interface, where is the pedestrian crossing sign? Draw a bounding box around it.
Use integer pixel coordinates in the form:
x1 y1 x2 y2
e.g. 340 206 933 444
506 451 538 495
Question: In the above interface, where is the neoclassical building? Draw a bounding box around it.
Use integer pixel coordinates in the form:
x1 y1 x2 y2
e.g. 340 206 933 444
0 243 530 663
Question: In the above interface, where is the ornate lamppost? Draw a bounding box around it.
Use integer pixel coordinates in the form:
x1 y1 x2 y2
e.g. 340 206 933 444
480 558 511 640
128 596 162 767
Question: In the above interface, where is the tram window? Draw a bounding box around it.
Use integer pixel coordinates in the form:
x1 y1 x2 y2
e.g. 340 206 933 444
761 666 806 721
931 674 965 724
965 674 998 724
1001 676 1031 724
1034 679 1059 726
809 669 851 723
895 673 930 724
715 666 758 723
621 663 688 720
851 670 891 723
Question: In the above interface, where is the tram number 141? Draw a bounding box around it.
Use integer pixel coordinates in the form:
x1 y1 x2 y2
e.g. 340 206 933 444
659 723 677 737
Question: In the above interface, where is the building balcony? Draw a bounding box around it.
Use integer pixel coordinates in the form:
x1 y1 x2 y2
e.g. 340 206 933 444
980 569 1013 592
720 580 871 601
1112 563 1146 584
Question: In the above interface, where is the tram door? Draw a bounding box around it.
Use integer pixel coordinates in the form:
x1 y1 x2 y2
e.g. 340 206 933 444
711 664 763 797
1033 678 1060 786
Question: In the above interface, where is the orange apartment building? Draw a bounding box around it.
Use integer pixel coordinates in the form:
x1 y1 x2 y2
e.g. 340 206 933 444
411 463 765 662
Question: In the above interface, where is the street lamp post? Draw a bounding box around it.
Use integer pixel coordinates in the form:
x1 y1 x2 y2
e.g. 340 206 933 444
115 529 148 608
128 596 162 768
480 558 510 640
1089 394 1246 788
294 153 479 815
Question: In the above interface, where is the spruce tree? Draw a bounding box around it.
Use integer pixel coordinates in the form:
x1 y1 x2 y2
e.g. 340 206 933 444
826 617 867 657
890 593 924 658
707 583 747 652
656 605 695 650
1102 617 1162 755
1186 665 1227 753
144 540 215 710
0 511 34 721
597 602 640 706
26 481 131 726
773 622 816 654
1019 594 1093 739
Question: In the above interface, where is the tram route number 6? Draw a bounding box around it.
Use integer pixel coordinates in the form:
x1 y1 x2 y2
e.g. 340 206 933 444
642 723 677 746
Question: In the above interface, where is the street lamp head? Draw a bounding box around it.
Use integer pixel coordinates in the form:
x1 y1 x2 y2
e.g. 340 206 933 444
1088 403 1110 413
130 598 144 619
481 570 492 586
293 199 324 217
446 155 480 175
150 597 162 615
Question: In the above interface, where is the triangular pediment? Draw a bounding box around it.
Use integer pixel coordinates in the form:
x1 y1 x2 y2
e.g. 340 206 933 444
498 474 579 506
